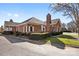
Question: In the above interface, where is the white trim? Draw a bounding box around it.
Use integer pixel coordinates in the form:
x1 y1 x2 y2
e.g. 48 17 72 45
41 25 46 32
43 26 46 32
32 26 34 32
41 25 43 32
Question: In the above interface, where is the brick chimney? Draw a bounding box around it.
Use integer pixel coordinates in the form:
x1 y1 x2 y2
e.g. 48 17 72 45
10 19 13 22
46 13 52 32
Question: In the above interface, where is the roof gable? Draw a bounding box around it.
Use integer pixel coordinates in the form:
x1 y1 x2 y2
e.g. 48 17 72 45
22 17 44 25
51 19 60 24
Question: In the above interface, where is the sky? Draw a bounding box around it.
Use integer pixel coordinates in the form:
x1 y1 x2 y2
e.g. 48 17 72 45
0 3 72 26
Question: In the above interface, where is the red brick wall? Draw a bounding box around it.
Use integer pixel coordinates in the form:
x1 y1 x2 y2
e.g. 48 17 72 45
16 24 42 33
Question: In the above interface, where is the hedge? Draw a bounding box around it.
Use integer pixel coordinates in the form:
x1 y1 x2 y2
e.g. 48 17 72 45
28 31 63 40
28 33 50 40
50 31 63 36
2 31 13 35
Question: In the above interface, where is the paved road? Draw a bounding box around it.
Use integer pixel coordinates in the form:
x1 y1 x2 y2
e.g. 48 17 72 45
0 35 79 56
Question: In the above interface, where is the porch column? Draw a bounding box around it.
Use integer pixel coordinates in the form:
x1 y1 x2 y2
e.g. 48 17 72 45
41 25 43 32
32 26 34 32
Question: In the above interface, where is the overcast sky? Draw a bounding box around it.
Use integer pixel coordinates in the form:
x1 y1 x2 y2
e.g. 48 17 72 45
0 3 72 26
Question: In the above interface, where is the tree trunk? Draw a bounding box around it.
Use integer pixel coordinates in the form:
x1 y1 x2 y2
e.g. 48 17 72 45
76 22 79 37
76 17 79 37
77 27 79 37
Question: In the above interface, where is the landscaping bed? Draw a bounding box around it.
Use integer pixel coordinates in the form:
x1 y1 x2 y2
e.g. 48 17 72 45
28 31 63 40
28 32 50 40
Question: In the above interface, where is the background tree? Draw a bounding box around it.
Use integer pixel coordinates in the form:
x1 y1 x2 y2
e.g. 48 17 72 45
50 3 79 37
67 21 77 33
61 23 67 32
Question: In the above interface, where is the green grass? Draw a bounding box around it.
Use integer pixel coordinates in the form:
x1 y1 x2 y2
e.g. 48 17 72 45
59 38 79 46
46 32 79 47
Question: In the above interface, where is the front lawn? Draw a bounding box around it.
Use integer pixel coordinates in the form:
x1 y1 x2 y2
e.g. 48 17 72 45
46 32 79 47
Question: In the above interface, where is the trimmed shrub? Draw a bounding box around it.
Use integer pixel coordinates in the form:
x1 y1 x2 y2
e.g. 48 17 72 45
63 30 72 32
14 31 23 36
21 32 29 36
2 31 13 35
50 31 63 36
14 31 31 36
28 33 50 40
28 32 63 40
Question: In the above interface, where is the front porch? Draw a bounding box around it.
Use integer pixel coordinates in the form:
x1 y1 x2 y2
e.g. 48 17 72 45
16 24 46 33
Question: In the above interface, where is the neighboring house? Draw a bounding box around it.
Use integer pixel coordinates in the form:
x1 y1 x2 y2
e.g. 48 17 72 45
4 19 19 32
4 13 62 33
0 26 4 33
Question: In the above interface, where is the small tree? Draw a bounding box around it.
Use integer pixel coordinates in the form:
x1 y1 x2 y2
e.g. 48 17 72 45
50 3 79 37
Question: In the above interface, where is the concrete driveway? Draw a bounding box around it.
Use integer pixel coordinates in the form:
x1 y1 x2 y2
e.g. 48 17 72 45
0 35 79 56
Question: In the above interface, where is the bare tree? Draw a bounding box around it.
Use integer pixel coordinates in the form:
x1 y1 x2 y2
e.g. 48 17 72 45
61 23 67 32
50 3 79 37
67 21 77 33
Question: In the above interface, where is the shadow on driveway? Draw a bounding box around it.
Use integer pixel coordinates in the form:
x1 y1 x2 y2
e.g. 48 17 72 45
3 35 48 45
4 35 27 43
50 37 65 49
4 35 65 49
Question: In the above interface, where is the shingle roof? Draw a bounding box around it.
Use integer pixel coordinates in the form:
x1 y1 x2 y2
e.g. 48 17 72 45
21 17 44 25
4 21 19 26
4 17 61 26
51 19 60 25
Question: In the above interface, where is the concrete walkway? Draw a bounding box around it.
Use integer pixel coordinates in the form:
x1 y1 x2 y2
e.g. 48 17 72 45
0 35 79 56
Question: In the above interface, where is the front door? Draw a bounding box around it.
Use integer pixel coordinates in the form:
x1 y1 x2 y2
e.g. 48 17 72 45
30 26 32 32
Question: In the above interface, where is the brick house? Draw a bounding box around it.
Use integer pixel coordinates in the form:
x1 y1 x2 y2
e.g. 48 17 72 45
4 13 61 33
